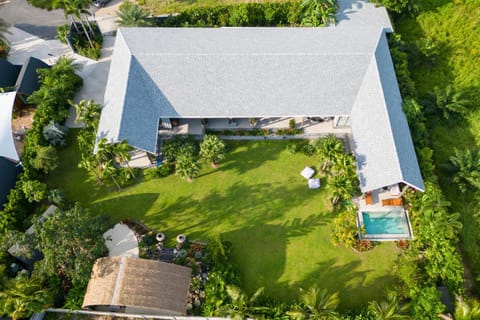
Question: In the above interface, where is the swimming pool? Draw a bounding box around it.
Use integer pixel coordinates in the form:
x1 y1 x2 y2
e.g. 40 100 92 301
359 210 413 240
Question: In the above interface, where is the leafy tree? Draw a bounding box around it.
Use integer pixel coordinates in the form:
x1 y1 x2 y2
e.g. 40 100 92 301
448 148 480 193
289 286 340 319
219 285 265 319
21 180 47 203
33 203 109 287
410 286 445 319
200 134 226 168
300 0 336 27
32 145 58 174
114 140 135 178
47 189 64 206
367 291 410 320
175 154 201 182
0 273 53 320
117 2 152 27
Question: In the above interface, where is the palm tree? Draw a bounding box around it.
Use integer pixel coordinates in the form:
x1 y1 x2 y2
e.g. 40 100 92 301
117 2 152 27
367 292 410 320
73 99 101 129
446 296 480 320
0 18 10 45
313 134 344 172
219 285 265 320
0 274 53 320
102 159 121 190
78 153 102 184
114 140 135 178
431 85 469 120
289 286 340 319
175 154 201 182
200 134 226 168
448 148 480 193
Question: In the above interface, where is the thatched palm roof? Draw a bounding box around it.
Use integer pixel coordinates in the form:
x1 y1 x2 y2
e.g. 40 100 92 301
82 257 191 315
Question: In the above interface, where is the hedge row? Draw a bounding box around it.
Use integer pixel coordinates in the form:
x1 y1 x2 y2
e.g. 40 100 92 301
157 1 324 27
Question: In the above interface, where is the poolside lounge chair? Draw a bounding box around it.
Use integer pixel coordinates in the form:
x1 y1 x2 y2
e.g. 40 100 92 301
300 167 315 179
365 192 373 205
308 178 321 189
381 197 403 206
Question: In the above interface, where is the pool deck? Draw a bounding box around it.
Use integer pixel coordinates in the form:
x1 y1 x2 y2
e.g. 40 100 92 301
355 187 414 241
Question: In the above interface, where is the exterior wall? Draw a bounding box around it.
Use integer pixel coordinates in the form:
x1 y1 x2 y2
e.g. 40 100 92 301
126 306 183 316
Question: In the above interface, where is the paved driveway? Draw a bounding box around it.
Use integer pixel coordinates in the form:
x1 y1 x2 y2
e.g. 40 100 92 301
0 0 121 38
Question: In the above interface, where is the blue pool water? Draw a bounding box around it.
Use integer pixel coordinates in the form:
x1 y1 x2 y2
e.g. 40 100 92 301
362 211 409 234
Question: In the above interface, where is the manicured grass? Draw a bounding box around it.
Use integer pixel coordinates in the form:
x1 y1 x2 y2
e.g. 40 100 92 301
141 0 291 15
47 131 399 309
396 1 480 278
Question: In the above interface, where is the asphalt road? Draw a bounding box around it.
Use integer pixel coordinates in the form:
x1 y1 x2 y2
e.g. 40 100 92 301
0 0 112 39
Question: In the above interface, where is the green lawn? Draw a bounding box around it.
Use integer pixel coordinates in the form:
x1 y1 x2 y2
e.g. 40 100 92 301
48 132 399 309
141 0 290 15
396 0 480 279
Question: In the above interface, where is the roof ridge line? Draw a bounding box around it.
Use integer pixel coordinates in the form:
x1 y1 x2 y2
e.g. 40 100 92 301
111 256 126 305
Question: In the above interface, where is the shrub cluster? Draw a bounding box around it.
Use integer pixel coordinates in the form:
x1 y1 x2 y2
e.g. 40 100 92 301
157 0 335 27
57 22 103 60
0 57 82 232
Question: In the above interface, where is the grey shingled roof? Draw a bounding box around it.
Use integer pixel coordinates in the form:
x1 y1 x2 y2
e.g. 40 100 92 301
0 157 21 211
97 2 424 192
350 32 424 192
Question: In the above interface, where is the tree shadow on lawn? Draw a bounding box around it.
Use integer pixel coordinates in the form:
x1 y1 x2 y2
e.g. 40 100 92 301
142 180 329 240
91 193 160 223
220 140 286 175
222 214 332 298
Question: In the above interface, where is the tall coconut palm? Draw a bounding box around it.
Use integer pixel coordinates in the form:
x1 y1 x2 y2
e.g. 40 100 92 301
102 159 121 190
200 134 226 168
175 154 201 182
117 2 152 27
78 153 102 184
115 140 135 178
448 148 480 193
219 285 265 320
289 286 340 319
367 292 410 320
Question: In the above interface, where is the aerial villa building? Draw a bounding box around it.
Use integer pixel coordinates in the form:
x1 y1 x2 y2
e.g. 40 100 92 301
97 1 424 239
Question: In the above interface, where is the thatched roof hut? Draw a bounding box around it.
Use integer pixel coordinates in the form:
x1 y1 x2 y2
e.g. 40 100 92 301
82 257 191 316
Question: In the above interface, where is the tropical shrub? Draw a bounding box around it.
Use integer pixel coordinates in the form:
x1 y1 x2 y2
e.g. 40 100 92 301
331 207 359 248
175 154 201 182
21 180 47 203
199 134 226 167
117 1 153 27
31 145 58 174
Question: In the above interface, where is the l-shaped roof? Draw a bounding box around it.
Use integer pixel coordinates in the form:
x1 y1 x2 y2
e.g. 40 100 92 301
97 1 424 193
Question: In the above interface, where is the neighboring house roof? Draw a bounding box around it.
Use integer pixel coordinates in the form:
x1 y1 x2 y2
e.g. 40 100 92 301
82 257 192 316
8 205 57 268
15 56 50 97
0 58 21 88
0 91 20 162
0 157 22 210
97 1 424 193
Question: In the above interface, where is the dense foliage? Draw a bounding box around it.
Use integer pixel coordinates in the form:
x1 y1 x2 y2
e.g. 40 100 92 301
157 0 336 27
